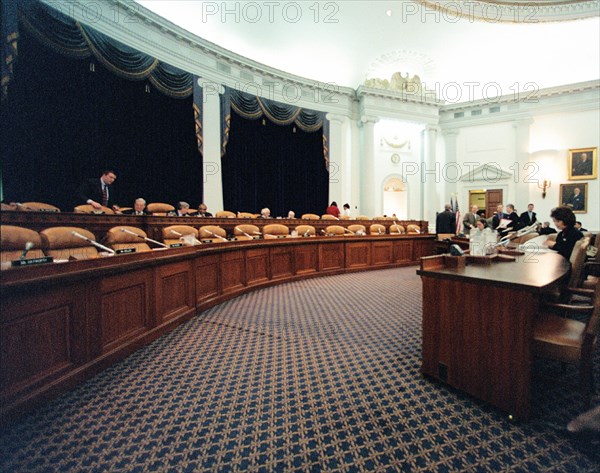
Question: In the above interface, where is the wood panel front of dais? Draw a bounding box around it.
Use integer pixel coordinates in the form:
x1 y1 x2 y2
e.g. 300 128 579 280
270 246 294 280
246 248 269 286
0 283 87 406
294 243 318 275
195 254 220 305
318 242 344 272
345 241 371 269
100 268 154 354
393 239 413 263
154 260 195 324
220 250 246 294
371 241 394 266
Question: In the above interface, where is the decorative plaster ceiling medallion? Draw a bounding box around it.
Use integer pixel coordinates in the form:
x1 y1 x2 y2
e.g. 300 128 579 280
416 0 600 23
366 50 436 83
365 50 436 96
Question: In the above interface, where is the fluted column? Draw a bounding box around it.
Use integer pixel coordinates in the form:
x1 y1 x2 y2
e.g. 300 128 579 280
442 128 459 208
325 113 351 210
358 115 379 217
422 125 440 225
200 80 224 212
513 117 534 207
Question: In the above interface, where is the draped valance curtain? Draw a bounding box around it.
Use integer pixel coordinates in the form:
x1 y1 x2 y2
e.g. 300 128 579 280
18 1 194 98
3 1 204 154
220 86 330 169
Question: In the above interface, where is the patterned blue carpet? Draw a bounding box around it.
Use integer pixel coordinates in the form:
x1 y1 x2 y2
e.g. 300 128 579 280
1 267 599 472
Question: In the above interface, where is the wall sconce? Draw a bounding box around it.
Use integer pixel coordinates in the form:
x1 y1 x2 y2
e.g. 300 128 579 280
538 179 551 198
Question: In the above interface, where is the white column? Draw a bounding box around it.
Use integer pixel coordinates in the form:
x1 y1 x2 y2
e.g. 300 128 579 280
358 115 379 217
325 113 350 210
422 125 439 227
512 117 534 207
442 128 459 205
200 80 224 212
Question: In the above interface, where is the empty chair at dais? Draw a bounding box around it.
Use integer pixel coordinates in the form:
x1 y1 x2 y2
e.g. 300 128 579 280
0 225 45 264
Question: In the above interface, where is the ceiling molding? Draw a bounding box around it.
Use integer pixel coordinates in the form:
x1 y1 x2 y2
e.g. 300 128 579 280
417 0 600 23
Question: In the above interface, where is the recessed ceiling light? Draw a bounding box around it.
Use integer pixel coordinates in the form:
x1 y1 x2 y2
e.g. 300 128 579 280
386 10 393 17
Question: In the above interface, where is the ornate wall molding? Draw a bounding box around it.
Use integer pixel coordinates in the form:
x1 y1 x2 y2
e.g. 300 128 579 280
417 1 600 23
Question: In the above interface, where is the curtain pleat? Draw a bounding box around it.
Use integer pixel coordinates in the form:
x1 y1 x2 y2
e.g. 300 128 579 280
17 1 193 98
222 86 330 165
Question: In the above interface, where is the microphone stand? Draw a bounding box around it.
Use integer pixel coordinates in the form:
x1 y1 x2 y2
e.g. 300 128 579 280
71 231 115 255
121 228 168 248
235 226 253 239
203 230 228 242
169 230 202 245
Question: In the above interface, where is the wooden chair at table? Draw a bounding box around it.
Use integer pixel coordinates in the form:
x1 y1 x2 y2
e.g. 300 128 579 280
346 224 366 236
263 224 289 239
295 225 315 237
533 278 600 408
74 204 114 214
215 210 236 218
233 224 260 241
40 227 100 260
323 225 345 236
0 225 45 264
105 226 152 252
581 233 600 290
301 213 320 220
163 225 200 246
370 224 386 236
321 214 338 220
543 237 590 304
407 224 421 234
19 201 61 212
355 215 370 220
146 203 175 216
237 212 259 218
389 223 405 235
199 225 228 243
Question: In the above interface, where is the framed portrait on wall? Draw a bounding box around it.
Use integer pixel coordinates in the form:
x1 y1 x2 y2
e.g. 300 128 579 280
568 147 597 180
559 183 588 214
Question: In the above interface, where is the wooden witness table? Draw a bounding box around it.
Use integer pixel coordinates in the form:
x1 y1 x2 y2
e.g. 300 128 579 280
0 231 434 422
417 252 570 420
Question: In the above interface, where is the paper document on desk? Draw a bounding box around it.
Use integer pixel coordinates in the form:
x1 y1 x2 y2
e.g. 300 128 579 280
518 235 553 253
497 218 512 229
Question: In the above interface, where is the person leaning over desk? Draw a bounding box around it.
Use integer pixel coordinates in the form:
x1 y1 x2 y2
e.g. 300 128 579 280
543 206 583 259
77 169 120 212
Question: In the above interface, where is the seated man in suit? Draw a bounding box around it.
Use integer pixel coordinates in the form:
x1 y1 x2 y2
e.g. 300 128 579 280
169 201 192 217
538 221 557 235
196 203 213 217
121 198 151 216
77 170 120 212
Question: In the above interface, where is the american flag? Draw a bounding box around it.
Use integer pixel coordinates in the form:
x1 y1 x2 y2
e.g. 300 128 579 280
451 195 461 235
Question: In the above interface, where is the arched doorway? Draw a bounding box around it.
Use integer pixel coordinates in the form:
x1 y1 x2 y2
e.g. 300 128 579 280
382 177 408 218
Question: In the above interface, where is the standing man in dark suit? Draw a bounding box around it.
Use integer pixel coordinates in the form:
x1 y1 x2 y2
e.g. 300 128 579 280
491 204 505 231
435 203 456 235
519 203 537 227
77 170 120 211
504 204 520 234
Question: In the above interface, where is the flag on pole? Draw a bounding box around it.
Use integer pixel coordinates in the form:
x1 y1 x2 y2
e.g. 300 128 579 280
454 199 461 235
